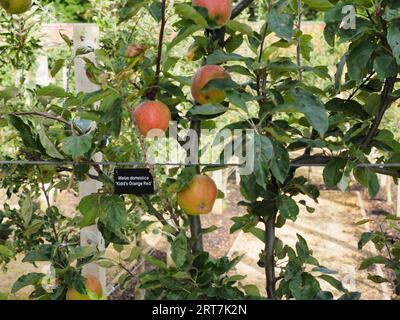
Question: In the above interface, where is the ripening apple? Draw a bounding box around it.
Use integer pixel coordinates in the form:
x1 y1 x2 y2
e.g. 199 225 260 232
0 0 32 14
177 175 218 215
132 101 171 137
66 275 103 300
192 0 232 26
191 65 231 105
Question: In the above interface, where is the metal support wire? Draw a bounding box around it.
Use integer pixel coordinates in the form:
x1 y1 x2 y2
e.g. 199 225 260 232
0 160 400 168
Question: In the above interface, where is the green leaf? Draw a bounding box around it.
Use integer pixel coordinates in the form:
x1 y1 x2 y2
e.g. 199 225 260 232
319 274 345 292
23 245 53 262
167 25 203 51
335 54 348 92
171 232 188 268
143 255 168 269
323 158 347 188
290 87 329 137
252 135 274 189
68 246 98 263
226 91 249 112
383 5 400 22
201 78 239 92
37 85 71 98
75 46 94 56
59 32 72 47
0 245 13 257
296 234 310 262
289 273 321 299
102 96 123 137
11 273 45 293
300 34 313 61
367 171 379 198
339 292 361 300
0 86 18 101
148 1 162 22
374 54 399 80
38 130 64 160
50 59 65 78
7 115 38 149
367 274 389 284
347 40 375 83
355 219 371 226
388 21 400 64
359 256 388 270
358 232 374 250
62 135 92 158
226 20 253 35
312 266 338 275
190 103 228 116
175 4 208 27
243 284 261 297
97 260 116 268
206 50 247 65
248 227 265 243
316 291 334 300
98 195 127 235
270 141 290 184
176 167 197 192
20 193 33 227
303 0 334 11
277 195 299 221
268 8 294 42
79 194 101 227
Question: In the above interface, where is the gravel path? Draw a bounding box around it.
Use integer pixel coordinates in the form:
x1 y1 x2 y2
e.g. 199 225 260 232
228 189 392 300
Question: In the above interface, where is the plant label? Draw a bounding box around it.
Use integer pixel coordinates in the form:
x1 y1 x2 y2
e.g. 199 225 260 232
114 168 154 195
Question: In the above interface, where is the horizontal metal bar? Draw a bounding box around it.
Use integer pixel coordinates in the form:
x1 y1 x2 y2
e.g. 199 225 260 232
0 160 241 167
0 160 399 169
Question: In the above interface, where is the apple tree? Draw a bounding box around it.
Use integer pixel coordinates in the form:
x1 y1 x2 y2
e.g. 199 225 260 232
0 0 399 300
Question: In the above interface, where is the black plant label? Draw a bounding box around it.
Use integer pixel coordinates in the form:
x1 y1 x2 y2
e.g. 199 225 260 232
114 168 154 195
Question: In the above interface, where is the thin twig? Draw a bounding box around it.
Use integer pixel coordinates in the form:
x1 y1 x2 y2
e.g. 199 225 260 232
146 0 167 100
296 0 303 81
231 0 254 19
361 77 396 150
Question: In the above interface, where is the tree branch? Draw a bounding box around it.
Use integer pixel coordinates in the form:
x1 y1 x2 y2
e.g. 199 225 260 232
291 154 400 178
264 211 277 299
12 112 71 128
188 119 204 253
296 0 303 81
231 0 254 19
360 77 396 150
146 0 167 100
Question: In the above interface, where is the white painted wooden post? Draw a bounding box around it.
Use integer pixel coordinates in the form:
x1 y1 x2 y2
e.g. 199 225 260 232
35 55 49 86
73 24 107 295
387 178 392 206
36 55 57 209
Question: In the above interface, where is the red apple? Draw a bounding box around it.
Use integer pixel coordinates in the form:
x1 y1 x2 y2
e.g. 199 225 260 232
191 65 231 105
132 101 171 137
192 0 232 26
177 175 218 215
66 275 103 300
